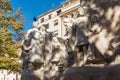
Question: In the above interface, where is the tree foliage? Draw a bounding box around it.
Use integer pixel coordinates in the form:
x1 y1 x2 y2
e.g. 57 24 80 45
0 0 24 71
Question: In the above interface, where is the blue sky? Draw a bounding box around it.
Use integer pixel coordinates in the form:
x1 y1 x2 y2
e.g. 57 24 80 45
10 0 66 31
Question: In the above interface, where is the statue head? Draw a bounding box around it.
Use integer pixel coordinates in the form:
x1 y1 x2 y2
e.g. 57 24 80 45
78 7 85 16
63 18 75 27
90 14 99 23
63 18 75 36
33 21 39 28
78 6 89 17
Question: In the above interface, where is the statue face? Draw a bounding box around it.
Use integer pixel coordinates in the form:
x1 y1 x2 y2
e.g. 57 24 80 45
91 14 99 23
33 21 39 27
63 18 74 36
78 7 85 16
63 18 74 28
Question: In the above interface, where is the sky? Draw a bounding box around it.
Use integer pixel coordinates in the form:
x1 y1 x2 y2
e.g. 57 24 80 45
10 0 66 31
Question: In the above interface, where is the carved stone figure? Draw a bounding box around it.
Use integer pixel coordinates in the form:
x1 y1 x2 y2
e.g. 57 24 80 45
21 26 71 80
63 7 93 66
21 0 120 80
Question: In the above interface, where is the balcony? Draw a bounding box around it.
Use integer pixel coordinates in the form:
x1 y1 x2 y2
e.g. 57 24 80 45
62 0 80 12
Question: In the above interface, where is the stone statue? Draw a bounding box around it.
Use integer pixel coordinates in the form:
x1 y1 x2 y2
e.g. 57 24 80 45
21 25 70 80
63 6 93 66
21 0 120 80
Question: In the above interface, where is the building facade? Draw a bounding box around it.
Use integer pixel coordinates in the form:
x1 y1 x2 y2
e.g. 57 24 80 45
33 0 80 37
0 69 21 80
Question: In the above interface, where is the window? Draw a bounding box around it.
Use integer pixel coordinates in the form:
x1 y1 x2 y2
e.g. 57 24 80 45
57 10 61 16
41 26 46 32
49 14 52 19
54 30 58 32
38 27 41 30
54 19 58 26
54 30 58 36
65 15 68 18
71 13 74 18
45 23 49 29
41 18 44 23
54 33 58 36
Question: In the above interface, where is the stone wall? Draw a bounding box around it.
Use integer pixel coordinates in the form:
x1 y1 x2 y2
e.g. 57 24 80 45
63 64 120 80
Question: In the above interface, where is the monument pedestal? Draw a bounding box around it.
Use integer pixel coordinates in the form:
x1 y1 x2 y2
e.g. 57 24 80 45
63 64 120 80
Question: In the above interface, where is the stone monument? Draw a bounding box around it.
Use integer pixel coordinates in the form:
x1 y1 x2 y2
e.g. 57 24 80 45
20 0 120 80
